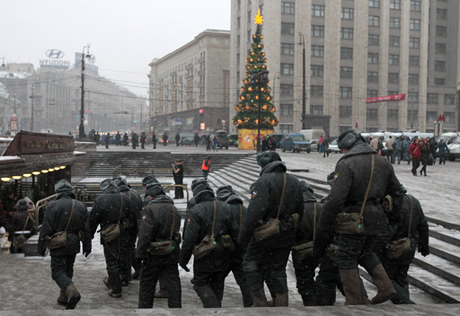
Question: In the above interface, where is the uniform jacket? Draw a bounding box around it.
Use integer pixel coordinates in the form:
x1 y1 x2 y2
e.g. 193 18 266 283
393 138 403 151
88 187 138 244
179 190 238 270
118 185 143 220
38 192 91 256
373 194 429 262
314 142 404 255
237 161 304 249
136 194 181 265
295 188 323 245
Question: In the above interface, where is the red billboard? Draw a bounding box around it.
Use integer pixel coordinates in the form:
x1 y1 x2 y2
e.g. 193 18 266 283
366 94 406 104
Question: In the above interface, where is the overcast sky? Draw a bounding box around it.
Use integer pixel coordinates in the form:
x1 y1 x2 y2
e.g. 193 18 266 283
1 0 231 97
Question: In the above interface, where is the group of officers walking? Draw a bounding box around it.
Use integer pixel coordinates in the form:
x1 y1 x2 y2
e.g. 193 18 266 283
37 129 429 310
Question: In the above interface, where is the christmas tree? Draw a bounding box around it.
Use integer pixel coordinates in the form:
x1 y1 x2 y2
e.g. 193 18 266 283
232 10 279 130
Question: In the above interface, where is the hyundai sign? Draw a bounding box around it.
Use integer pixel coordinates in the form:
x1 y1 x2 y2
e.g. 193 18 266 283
40 49 71 70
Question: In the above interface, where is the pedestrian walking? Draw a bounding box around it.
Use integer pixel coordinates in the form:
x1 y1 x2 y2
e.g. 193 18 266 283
402 136 411 163
175 132 181 146
137 182 182 308
268 136 276 151
194 132 200 146
115 131 121 146
313 130 404 305
172 159 184 199
373 185 429 304
261 135 269 151
37 180 91 310
163 132 168 146
420 138 430 176
123 132 129 146
213 136 218 152
132 133 139 149
206 135 211 151
104 133 110 149
179 181 239 308
438 139 449 165
238 151 304 307
386 136 395 163
140 132 146 149
392 136 403 164
88 179 137 298
318 136 324 153
322 137 330 157
202 156 211 180
152 132 157 149
409 138 421 176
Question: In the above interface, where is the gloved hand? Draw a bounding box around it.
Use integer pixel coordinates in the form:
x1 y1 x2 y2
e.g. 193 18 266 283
419 245 429 257
180 263 190 272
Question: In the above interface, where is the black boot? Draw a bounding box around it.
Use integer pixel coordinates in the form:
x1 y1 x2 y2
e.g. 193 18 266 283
65 283 81 310
251 288 269 307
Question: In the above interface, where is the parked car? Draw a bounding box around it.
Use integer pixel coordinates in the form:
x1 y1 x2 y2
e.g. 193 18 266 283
214 130 229 149
280 133 311 153
328 139 342 153
269 134 284 148
228 134 238 147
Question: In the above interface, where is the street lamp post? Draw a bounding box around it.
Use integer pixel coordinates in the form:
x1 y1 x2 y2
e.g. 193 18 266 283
29 84 34 131
79 45 91 140
299 33 306 129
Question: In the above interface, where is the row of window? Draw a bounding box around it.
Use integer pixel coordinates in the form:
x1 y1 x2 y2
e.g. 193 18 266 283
278 105 455 123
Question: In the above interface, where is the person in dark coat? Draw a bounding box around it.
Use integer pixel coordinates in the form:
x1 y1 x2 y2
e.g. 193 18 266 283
322 137 330 158
7 198 35 253
132 133 139 149
88 179 137 298
104 133 110 149
163 132 168 146
175 132 181 146
392 136 403 164
172 159 184 199
409 138 421 176
291 182 321 306
140 132 146 149
238 151 304 307
113 176 143 282
152 132 157 149
37 180 91 310
268 136 276 151
137 182 182 308
402 136 412 163
419 138 431 176
428 137 437 164
216 186 253 307
372 185 429 304
179 182 239 308
123 132 129 146
194 133 200 146
95 132 100 146
261 135 269 151
313 130 404 305
438 139 449 165
115 131 121 146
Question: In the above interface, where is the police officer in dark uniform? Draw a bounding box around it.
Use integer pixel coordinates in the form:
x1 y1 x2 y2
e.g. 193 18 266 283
137 182 182 308
38 179 91 310
238 151 304 307
216 185 253 307
373 185 429 304
179 181 239 308
113 175 143 283
88 179 137 298
314 130 404 305
140 131 146 149
292 181 322 306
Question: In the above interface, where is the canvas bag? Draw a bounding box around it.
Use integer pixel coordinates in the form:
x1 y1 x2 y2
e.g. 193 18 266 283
386 195 414 259
149 205 177 255
335 154 375 235
100 194 123 243
193 200 217 260
12 215 31 249
45 200 75 250
292 202 316 262
220 204 240 252
253 173 287 242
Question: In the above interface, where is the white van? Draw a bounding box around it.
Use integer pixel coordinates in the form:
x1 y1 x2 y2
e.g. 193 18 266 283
299 129 326 151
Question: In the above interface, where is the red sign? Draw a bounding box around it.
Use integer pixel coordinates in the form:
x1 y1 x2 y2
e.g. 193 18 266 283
438 114 446 122
366 94 406 104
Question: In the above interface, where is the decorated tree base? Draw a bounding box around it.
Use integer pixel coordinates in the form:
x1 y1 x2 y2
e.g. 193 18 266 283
238 128 273 150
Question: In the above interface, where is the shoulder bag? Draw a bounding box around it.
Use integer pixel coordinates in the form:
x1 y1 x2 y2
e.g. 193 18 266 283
100 193 123 243
148 205 177 255
220 204 242 252
385 195 413 259
193 200 217 260
13 216 31 249
45 200 75 250
253 173 287 242
335 154 375 234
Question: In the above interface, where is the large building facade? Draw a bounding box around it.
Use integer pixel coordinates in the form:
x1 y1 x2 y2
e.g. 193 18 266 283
230 0 460 137
148 30 230 134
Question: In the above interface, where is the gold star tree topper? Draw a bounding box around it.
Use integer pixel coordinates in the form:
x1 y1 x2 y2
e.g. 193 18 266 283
254 9 263 25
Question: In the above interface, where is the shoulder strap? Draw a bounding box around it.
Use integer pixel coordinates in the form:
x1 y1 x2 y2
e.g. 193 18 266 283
64 200 75 233
22 214 30 232
276 173 287 219
117 193 123 225
360 154 375 217
169 204 176 240
211 200 217 237
239 204 243 227
407 195 414 238
312 202 317 241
